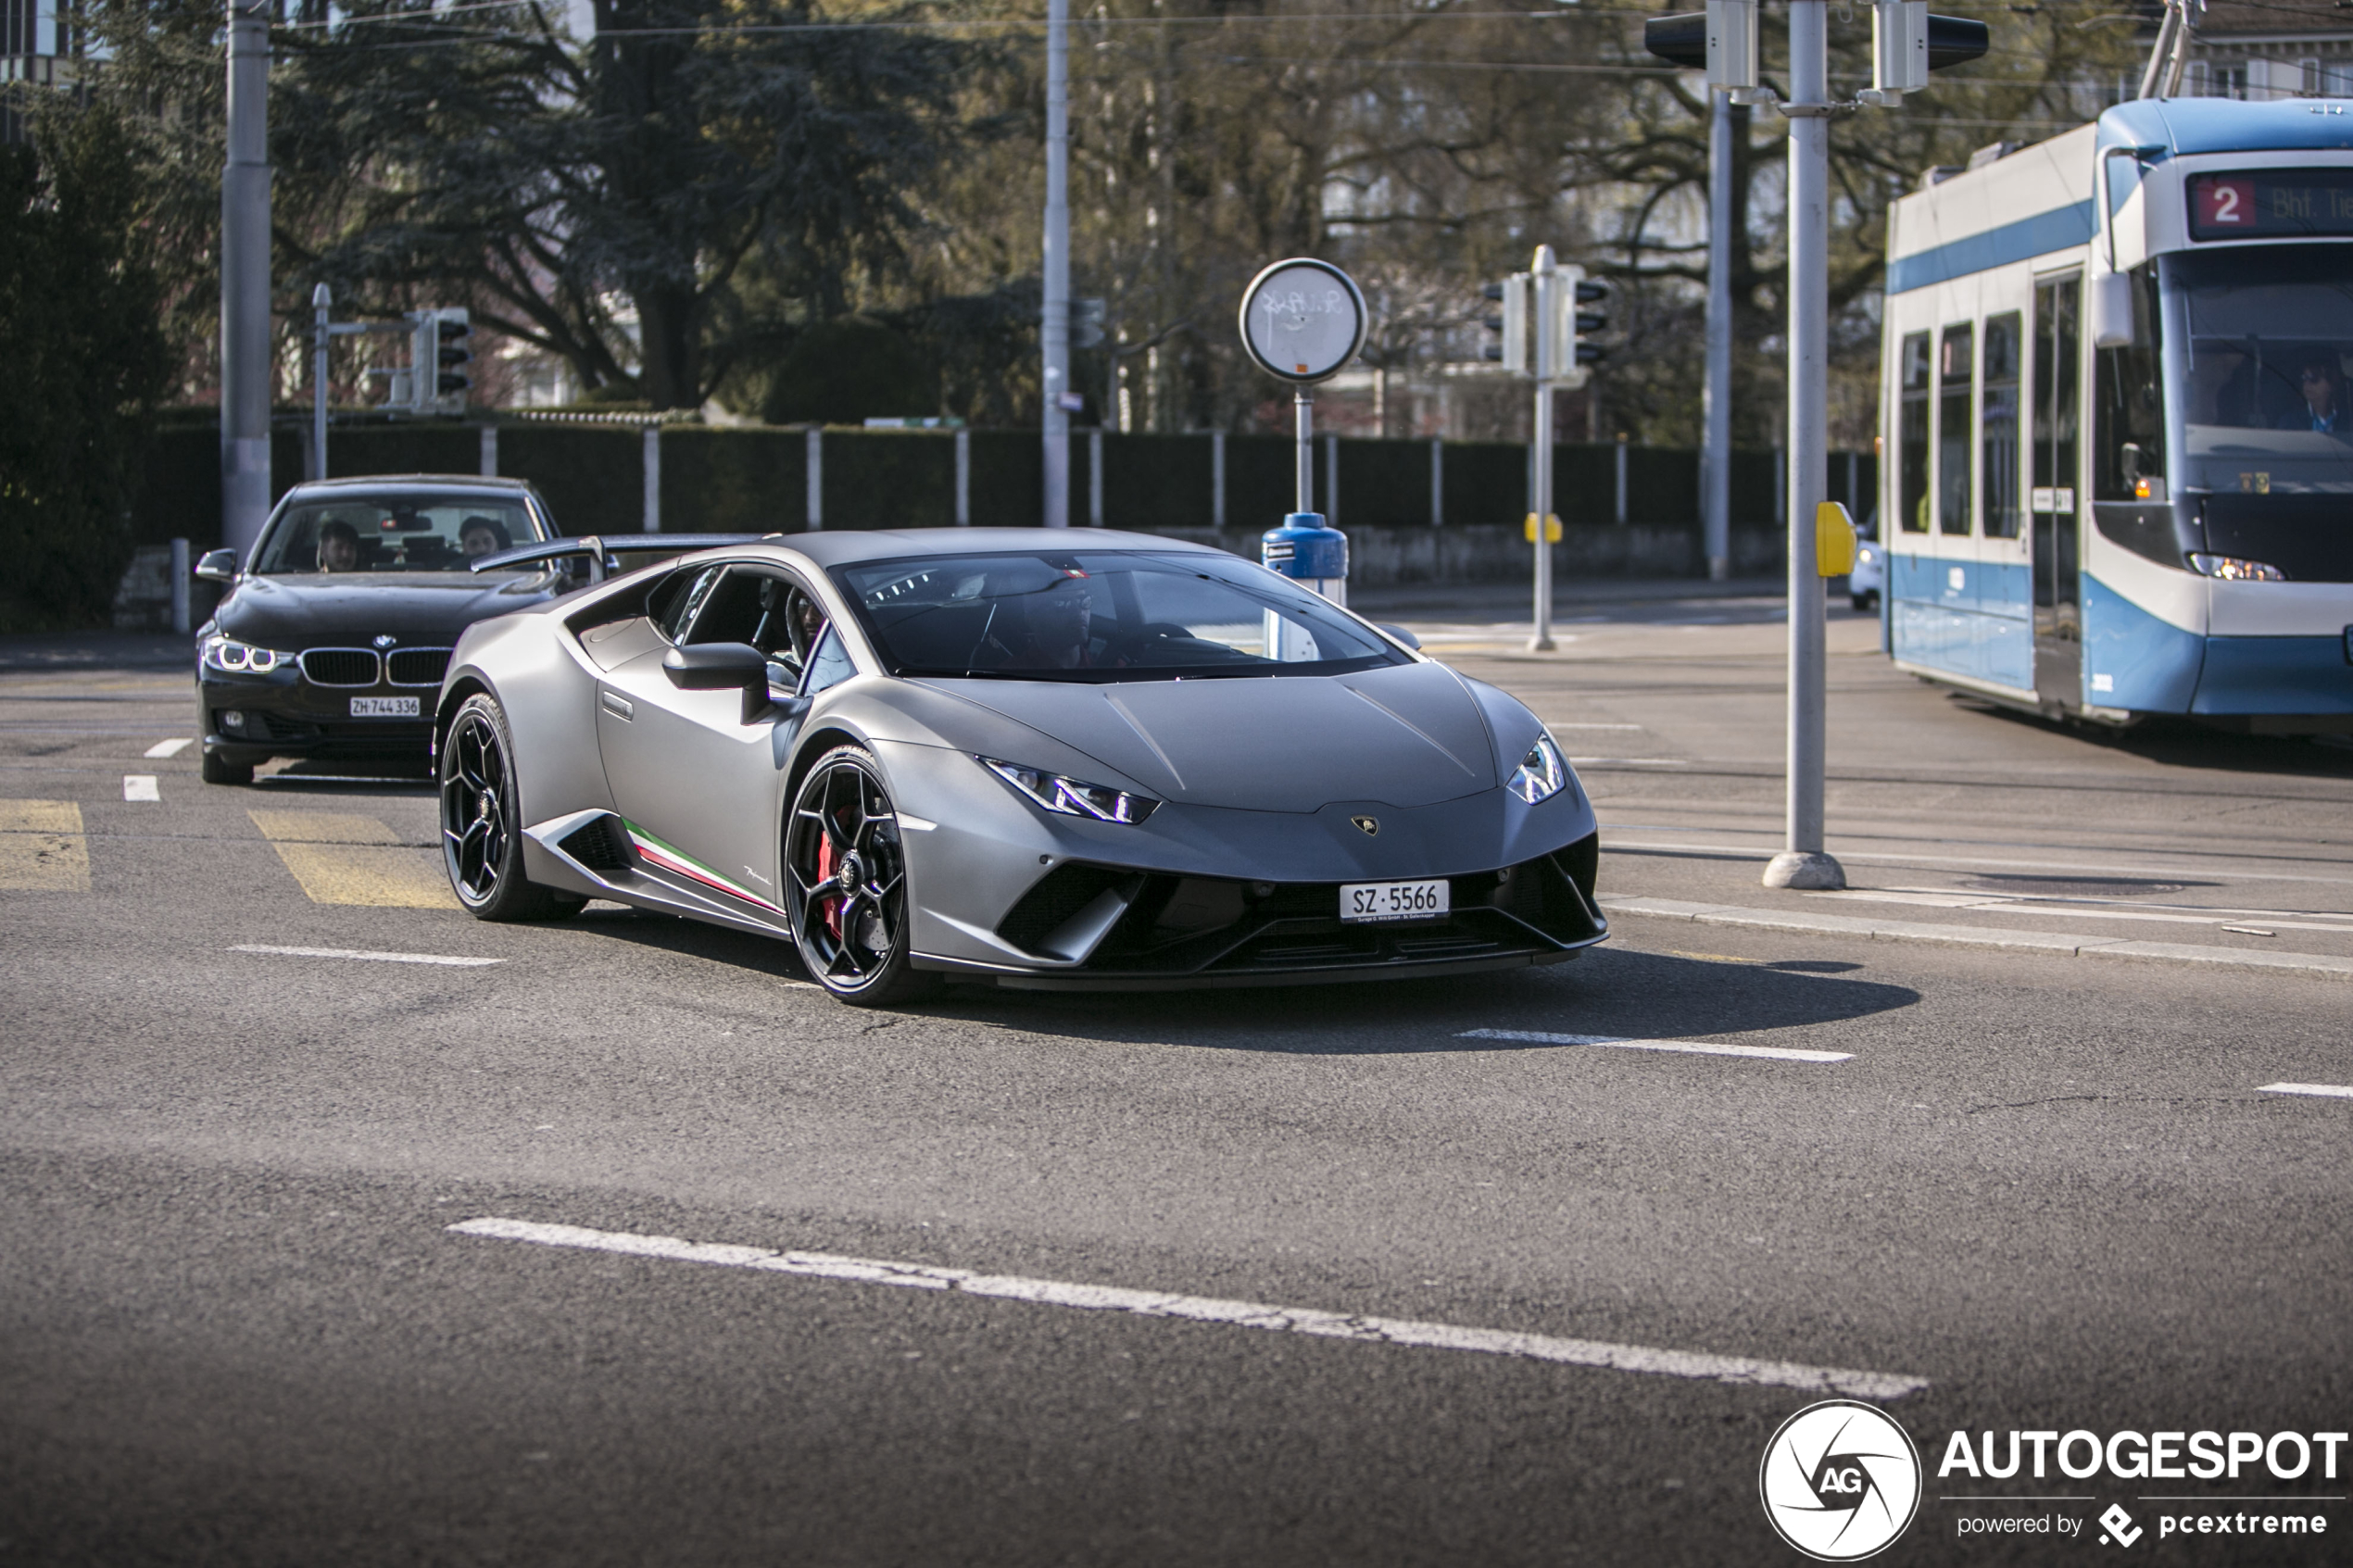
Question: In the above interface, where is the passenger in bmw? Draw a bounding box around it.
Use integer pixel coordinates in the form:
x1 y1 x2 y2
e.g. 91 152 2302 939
459 516 511 558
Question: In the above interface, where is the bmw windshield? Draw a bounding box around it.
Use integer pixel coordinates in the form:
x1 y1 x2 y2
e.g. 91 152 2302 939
836 552 1411 682
253 492 550 574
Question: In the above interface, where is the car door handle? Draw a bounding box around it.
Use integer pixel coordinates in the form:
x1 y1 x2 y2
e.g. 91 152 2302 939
599 689 634 721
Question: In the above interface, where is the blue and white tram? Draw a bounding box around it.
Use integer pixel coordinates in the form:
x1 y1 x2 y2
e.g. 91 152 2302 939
1881 98 2353 734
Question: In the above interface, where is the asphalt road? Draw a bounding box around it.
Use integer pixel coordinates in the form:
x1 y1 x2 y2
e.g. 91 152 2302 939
3 594 2348 1566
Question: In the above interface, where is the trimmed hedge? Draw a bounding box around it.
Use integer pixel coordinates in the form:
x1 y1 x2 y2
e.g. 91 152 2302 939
132 416 1877 562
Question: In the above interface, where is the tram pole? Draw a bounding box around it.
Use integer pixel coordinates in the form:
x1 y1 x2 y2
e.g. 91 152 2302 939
1763 0 1846 891
1702 92 1734 584
220 0 272 558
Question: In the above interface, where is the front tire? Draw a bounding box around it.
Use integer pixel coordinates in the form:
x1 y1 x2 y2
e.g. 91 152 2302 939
200 748 253 786
784 744 937 1007
440 693 583 922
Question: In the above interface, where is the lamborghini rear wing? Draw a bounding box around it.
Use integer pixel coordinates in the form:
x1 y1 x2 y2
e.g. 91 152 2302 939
470 533 778 583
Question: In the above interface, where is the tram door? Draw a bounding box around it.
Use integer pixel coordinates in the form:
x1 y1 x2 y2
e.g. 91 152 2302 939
2030 275 2082 710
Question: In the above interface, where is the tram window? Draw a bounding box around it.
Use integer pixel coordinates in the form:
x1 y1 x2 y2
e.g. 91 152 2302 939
2094 267 2166 501
1939 323 1974 534
2032 278 2081 513
1898 332 1931 533
1982 312 2023 539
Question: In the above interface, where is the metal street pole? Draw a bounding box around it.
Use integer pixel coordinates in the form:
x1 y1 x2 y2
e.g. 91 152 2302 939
1040 0 1071 528
220 0 273 558
1293 389 1314 515
1529 245 1556 653
311 282 330 483
1763 0 1845 891
1702 90 1734 583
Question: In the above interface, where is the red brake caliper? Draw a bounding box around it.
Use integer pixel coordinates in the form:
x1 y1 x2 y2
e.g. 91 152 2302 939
814 815 843 939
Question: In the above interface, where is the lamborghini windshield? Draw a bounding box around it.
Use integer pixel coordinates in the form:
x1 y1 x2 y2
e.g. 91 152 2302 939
253 492 550 574
836 552 1409 681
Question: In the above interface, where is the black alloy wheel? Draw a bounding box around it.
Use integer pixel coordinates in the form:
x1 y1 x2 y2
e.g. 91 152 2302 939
785 744 936 1006
440 693 582 922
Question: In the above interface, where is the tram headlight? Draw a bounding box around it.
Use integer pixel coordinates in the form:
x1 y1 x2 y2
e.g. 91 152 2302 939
2188 553 2287 582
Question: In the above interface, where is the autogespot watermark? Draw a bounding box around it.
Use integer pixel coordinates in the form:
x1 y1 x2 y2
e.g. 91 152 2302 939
1933 1425 2347 1549
1760 1410 2347 1556
1760 1400 1925 1561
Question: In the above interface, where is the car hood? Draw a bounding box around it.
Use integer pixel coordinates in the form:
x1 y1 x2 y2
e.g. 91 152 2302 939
215 571 552 649
916 659 1501 811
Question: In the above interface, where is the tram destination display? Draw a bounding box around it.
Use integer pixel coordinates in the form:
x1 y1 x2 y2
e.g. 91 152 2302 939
2189 169 2353 241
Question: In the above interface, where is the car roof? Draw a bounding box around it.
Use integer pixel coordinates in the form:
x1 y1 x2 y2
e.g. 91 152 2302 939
283 474 542 497
768 528 1227 570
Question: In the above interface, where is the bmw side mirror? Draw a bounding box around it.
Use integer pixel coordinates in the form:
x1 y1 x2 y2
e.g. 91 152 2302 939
195 547 239 583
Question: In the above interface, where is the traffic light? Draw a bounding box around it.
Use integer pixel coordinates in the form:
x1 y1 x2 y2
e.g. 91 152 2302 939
433 310 472 401
1071 297 1107 349
1571 273 1609 370
1481 276 1529 373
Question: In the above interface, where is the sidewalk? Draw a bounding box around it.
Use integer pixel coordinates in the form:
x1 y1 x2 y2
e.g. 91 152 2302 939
0 633 190 673
1348 576 1785 622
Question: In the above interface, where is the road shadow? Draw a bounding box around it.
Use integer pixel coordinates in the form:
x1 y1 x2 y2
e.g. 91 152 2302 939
545 908 1919 1056
1948 695 2353 781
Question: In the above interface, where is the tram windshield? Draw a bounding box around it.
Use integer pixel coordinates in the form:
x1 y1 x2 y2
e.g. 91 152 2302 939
2172 245 2353 494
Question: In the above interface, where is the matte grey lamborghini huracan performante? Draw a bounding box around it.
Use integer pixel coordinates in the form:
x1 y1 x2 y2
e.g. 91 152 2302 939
437 529 1606 1005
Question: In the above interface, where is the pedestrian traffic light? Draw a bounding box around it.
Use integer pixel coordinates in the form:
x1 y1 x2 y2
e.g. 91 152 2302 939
433 310 472 400
1071 297 1107 349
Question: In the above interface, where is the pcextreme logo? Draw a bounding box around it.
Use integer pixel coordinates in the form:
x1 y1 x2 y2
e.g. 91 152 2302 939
1760 1400 1925 1562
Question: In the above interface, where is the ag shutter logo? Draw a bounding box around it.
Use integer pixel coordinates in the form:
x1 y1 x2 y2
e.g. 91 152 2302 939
1760 1400 1924 1561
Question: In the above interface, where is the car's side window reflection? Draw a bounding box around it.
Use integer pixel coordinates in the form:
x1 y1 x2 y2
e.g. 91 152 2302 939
800 625 855 696
653 567 721 644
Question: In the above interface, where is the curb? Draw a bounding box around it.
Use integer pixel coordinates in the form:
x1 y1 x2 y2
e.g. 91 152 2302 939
1599 897 2353 982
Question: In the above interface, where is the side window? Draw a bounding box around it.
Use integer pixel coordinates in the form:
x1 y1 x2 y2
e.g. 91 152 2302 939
1939 322 1975 535
799 624 857 696
650 566 721 643
2094 266 2167 501
685 568 772 646
1982 312 2023 540
1898 332 1931 533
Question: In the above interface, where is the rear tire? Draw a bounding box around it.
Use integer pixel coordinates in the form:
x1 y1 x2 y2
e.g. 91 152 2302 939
784 744 938 1008
200 749 253 786
440 693 585 922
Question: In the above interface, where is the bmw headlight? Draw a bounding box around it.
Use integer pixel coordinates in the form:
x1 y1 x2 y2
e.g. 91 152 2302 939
1506 734 1568 805
201 633 296 675
982 758 1159 824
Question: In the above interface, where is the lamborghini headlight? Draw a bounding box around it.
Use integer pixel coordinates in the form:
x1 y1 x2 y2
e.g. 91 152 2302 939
201 633 296 675
982 758 1160 825
1506 734 1568 805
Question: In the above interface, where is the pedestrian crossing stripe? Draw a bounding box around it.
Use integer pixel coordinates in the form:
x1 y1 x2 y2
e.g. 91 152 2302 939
0 799 90 893
247 809 459 909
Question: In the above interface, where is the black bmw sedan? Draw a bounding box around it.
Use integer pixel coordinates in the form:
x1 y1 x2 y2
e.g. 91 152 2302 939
194 475 564 784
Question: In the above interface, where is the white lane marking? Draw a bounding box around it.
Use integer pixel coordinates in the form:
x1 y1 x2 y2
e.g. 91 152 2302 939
231 944 504 968
1551 723 1644 730
122 775 160 801
1459 1028 1851 1063
1568 758 1688 767
144 737 194 759
2259 1083 2353 1100
1601 833 2353 891
448 1217 1928 1399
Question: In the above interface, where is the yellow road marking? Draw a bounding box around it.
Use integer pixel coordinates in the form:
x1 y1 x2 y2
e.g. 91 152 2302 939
0 799 91 892
1664 949 1767 966
248 809 458 909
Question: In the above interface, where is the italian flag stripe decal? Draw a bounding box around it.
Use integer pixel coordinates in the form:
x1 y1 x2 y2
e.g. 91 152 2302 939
622 819 787 917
